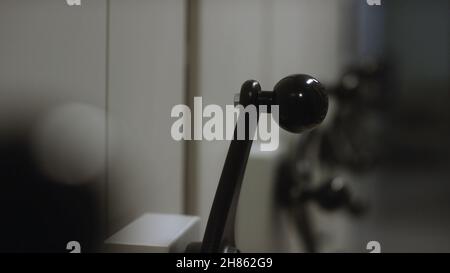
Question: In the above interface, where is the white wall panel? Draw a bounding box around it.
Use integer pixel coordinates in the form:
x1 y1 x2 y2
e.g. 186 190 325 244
107 0 186 233
0 0 107 132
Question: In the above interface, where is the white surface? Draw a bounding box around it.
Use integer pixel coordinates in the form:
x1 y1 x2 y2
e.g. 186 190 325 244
105 213 200 253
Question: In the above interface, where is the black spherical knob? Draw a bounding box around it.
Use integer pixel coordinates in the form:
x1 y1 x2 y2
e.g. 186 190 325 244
273 74 328 133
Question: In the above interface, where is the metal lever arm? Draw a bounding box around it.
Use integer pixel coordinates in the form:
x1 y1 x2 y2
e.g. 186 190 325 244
201 80 261 253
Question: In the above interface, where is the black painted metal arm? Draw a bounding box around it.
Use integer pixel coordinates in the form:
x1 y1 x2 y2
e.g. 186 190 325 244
187 74 328 253
201 80 262 253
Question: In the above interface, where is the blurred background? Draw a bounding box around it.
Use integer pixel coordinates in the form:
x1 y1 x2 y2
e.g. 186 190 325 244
0 0 448 252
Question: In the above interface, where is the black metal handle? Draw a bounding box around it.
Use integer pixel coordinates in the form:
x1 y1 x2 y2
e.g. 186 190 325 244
192 74 328 253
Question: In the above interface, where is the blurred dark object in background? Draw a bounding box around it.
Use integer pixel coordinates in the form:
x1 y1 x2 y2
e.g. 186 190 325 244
381 0 450 169
0 132 101 252
273 61 384 252
321 60 390 172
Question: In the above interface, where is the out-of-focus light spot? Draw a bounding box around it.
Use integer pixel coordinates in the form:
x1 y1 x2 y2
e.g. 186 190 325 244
342 74 359 90
31 103 106 186
331 177 345 191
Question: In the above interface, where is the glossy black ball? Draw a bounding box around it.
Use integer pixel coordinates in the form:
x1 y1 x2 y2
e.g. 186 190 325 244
273 74 328 133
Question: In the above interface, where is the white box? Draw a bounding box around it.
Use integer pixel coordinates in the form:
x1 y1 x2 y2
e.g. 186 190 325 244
104 213 201 253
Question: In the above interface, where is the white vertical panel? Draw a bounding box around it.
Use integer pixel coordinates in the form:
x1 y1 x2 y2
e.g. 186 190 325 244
195 0 269 237
0 0 107 131
108 0 186 233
